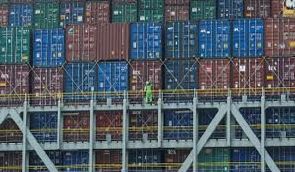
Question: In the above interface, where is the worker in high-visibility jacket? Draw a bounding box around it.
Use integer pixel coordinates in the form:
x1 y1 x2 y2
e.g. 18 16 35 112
144 81 153 104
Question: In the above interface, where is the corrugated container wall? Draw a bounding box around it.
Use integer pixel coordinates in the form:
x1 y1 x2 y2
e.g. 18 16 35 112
96 111 122 141
0 119 22 143
164 60 197 89
0 65 29 106
268 147 295 171
198 20 231 58
0 4 8 27
199 148 230 171
138 0 164 22
198 59 230 89
0 152 22 171
244 0 271 18
165 21 198 59
130 61 162 99
272 0 295 18
60 2 84 27
9 4 33 27
63 151 89 171
31 68 63 106
130 22 162 60
33 28 65 67
190 0 216 20
164 149 190 170
265 18 295 57
98 61 128 93
85 1 110 24
34 2 60 29
231 148 260 171
95 150 121 171
217 0 244 19
66 24 97 62
128 149 163 164
64 63 97 102
29 151 62 171
0 27 30 64
30 112 57 143
97 23 129 60
112 0 137 23
63 112 89 142
265 57 295 88
165 0 189 21
232 58 264 92
233 19 264 58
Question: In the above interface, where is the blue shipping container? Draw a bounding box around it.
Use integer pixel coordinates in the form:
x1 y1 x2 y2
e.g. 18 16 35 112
233 19 264 57
9 4 33 27
98 61 128 92
30 112 57 143
60 2 84 27
217 0 244 19
165 21 198 59
164 110 193 140
33 28 65 67
64 63 97 102
129 149 163 163
164 60 197 89
237 108 261 139
130 22 162 60
231 148 260 172
63 151 88 172
199 20 231 58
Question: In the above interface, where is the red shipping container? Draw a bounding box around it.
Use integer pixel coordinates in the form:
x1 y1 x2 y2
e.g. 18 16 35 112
265 18 295 57
31 68 63 106
95 150 121 172
244 0 271 18
232 58 264 94
0 152 22 171
66 24 97 62
97 23 129 60
129 110 158 140
0 119 22 143
63 112 90 142
271 0 295 18
130 61 162 101
198 59 231 89
85 1 110 24
165 0 190 5
165 5 189 21
164 149 190 171
265 57 295 88
96 111 122 141
0 65 29 106
0 4 8 27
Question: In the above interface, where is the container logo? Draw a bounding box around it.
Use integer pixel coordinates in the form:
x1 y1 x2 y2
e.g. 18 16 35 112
284 0 295 17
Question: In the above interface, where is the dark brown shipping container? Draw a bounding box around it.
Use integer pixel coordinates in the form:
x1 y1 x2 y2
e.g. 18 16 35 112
31 68 63 106
165 0 189 5
265 18 295 57
244 0 271 18
271 0 295 18
129 110 158 140
97 23 129 60
63 112 90 142
85 1 110 24
198 59 230 89
66 24 97 62
96 111 122 141
0 4 8 27
0 119 22 143
0 65 29 106
165 5 189 21
232 58 264 94
130 61 162 101
164 149 190 171
0 152 22 172
265 57 295 88
95 150 121 172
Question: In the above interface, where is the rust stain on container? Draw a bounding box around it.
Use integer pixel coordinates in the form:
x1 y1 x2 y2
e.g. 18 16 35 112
244 0 271 18
31 68 63 106
0 65 29 106
63 112 90 142
97 23 129 60
198 59 231 89
96 111 122 141
85 1 110 24
165 5 189 21
265 18 295 57
0 4 8 27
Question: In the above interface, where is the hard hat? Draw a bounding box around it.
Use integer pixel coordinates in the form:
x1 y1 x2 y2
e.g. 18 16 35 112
146 81 149 84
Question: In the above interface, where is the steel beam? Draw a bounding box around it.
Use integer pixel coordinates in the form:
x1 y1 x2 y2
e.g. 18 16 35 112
226 92 231 146
122 92 128 172
57 100 63 149
89 97 95 172
261 91 266 172
22 97 28 172
192 96 198 172
157 91 163 147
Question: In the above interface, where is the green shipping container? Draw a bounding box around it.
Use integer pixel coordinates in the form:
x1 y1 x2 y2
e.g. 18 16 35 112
138 0 164 22
34 2 59 29
190 0 216 20
199 148 230 172
0 27 30 64
112 2 137 23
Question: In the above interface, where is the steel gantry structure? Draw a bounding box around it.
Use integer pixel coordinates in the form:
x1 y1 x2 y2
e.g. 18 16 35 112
0 89 294 172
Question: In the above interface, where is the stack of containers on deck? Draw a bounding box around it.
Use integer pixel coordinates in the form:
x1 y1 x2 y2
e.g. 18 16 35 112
164 0 189 21
112 0 137 23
